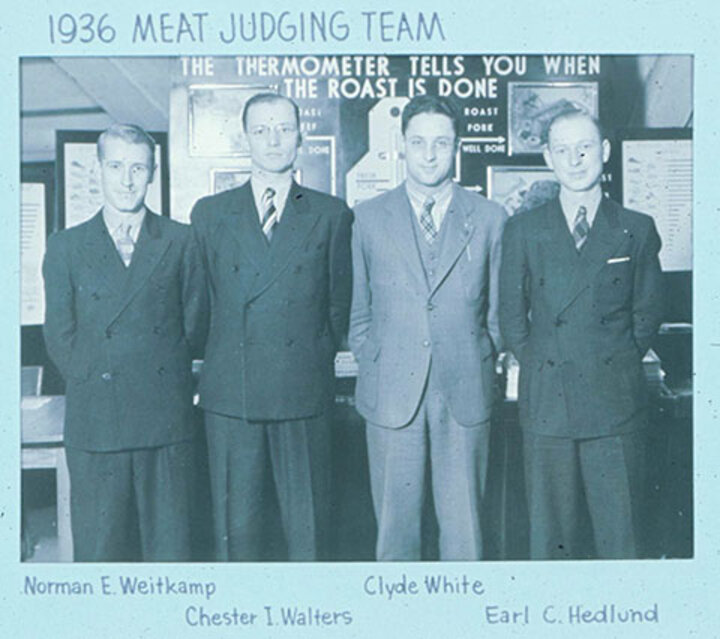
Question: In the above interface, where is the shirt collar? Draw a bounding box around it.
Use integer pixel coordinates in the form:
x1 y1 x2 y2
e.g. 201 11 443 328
251 170 292 197
251 171 293 219
102 206 146 241
559 189 602 229
405 180 454 214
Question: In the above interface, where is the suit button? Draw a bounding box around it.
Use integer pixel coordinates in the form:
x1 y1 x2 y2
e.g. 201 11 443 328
555 318 565 327
422 340 431 348
101 372 112 381
232 265 240 272
105 329 112 339
158 366 165 375
153 326 161 334
427 303 435 311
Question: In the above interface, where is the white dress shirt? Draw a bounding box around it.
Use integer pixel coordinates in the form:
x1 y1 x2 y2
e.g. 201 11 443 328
103 207 146 243
250 172 293 224
559 189 602 232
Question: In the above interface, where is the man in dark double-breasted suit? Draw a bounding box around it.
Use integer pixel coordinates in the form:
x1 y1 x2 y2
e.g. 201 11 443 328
43 124 208 561
500 109 664 559
191 94 352 561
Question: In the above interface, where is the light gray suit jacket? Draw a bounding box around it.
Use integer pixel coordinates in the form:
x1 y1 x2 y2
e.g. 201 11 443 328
350 183 507 429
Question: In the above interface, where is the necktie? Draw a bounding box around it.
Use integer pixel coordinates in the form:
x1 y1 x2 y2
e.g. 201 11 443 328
261 187 279 242
572 205 590 252
115 223 135 267
419 196 437 244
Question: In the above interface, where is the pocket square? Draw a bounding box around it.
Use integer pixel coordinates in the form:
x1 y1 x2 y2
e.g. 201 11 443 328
607 256 631 264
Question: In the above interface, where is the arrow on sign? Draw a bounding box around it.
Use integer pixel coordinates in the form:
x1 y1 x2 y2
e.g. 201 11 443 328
460 136 506 144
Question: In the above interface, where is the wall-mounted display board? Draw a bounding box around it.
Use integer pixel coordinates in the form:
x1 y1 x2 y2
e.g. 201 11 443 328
170 55 681 223
20 163 54 327
619 129 692 272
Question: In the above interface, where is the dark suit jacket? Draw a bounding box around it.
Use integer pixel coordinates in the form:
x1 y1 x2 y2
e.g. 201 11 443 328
190 181 352 421
499 197 664 438
43 211 208 452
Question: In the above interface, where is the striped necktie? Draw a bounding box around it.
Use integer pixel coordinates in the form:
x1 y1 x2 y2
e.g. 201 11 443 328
261 187 279 242
419 196 437 244
572 205 590 252
114 223 135 267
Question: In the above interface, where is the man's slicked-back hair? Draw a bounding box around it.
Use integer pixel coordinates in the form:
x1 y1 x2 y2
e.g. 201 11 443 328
97 123 156 162
241 92 300 132
401 95 462 139
542 106 607 146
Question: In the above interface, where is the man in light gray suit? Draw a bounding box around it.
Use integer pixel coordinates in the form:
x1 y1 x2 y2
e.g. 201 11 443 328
350 95 506 560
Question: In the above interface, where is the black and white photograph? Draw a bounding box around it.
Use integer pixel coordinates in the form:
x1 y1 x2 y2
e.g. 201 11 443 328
20 53 693 565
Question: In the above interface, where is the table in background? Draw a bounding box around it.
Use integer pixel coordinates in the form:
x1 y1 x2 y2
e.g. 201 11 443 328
21 395 72 562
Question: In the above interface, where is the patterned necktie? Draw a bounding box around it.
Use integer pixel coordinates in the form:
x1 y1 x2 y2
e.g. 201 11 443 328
419 196 437 244
261 187 279 242
115 223 135 267
572 205 590 252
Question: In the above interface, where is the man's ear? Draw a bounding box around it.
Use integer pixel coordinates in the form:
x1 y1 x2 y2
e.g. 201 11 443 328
148 162 157 183
542 146 554 171
296 131 303 149
602 138 611 163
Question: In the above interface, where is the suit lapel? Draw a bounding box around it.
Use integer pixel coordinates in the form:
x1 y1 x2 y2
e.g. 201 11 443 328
219 182 269 272
539 198 579 266
106 210 171 327
429 185 475 297
382 186 429 294
530 200 581 317
79 211 126 288
249 183 321 301
556 198 628 315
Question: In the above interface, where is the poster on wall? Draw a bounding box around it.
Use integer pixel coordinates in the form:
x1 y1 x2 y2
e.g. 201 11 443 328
171 57 612 219
507 81 599 155
486 166 558 216
188 84 276 157
210 167 252 194
20 182 46 326
622 135 692 271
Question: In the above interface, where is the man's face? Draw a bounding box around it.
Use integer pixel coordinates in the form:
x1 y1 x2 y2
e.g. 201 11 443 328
402 112 457 190
543 115 610 193
99 137 155 214
245 99 300 175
